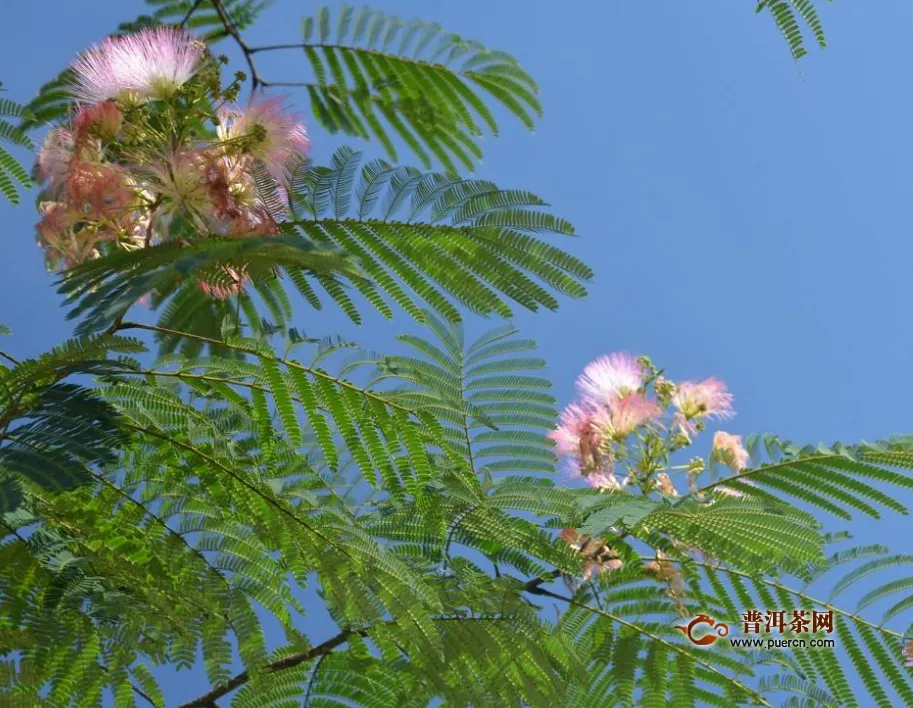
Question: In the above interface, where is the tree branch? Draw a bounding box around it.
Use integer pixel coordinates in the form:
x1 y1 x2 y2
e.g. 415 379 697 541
0 348 20 366
177 629 361 707
176 614 522 706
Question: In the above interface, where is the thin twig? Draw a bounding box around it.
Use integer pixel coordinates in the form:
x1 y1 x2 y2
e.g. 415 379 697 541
249 42 397 62
260 81 315 88
114 321 421 415
91 471 232 590
301 653 328 707
180 0 206 27
248 43 308 53
442 505 479 567
210 0 263 90
129 680 159 707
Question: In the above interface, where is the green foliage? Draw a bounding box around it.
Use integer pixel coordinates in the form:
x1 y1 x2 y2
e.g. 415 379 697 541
9 255 913 706
699 433 913 521
757 0 830 62
298 5 540 171
0 335 143 512
554 584 768 708
289 146 589 323
649 496 824 572
56 231 356 337
660 438 913 708
379 311 559 475
5 306 913 706
0 88 33 205
0 322 569 705
0 339 444 704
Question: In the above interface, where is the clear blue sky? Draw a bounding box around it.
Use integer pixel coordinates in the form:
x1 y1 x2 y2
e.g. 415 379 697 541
3 1 913 704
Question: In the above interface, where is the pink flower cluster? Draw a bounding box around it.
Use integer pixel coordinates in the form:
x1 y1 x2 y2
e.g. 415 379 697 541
35 27 311 297
36 122 149 269
550 353 657 489
551 352 749 494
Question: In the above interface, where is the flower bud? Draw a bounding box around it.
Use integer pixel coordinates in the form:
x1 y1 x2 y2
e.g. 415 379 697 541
653 375 675 403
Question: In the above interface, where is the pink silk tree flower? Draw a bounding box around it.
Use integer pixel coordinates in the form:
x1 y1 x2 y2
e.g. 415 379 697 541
39 231 99 271
35 200 140 270
52 161 149 257
711 431 750 472
204 154 250 221
672 377 734 421
37 202 82 269
598 393 662 441
141 150 212 222
669 412 696 448
582 562 602 581
550 403 602 458
73 101 123 144
583 556 623 581
217 94 311 180
558 527 583 551
558 529 622 580
69 27 205 104
36 128 76 194
65 161 137 223
585 471 621 491
575 353 644 407
194 155 280 238
219 208 281 238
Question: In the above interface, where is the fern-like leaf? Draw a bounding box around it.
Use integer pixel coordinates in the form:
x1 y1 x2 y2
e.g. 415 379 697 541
294 5 540 171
